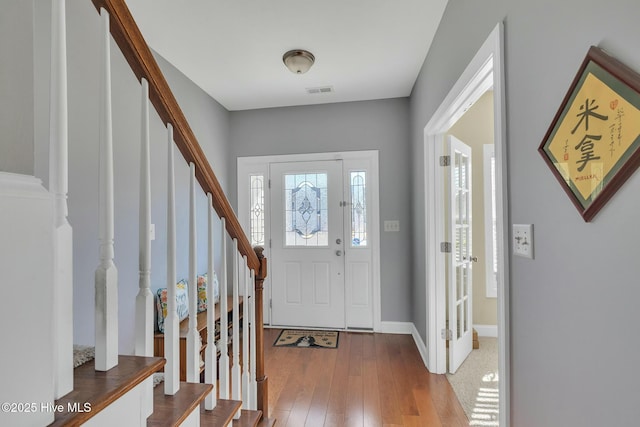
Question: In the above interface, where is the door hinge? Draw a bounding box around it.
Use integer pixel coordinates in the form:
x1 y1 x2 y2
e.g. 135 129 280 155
440 242 452 253
268 179 271 189
269 299 272 309
269 238 272 248
439 155 451 167
441 328 452 340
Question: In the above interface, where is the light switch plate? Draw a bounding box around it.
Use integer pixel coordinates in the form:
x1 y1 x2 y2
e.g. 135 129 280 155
384 220 400 232
513 224 534 258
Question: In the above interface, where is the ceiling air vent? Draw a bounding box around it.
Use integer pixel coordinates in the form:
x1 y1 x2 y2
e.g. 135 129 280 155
306 86 334 95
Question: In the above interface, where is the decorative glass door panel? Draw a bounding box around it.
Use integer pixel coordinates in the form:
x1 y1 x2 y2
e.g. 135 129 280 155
249 174 265 246
284 173 328 246
350 171 367 247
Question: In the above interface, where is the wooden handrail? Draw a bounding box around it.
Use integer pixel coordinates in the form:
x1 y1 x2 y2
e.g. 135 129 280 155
90 0 259 272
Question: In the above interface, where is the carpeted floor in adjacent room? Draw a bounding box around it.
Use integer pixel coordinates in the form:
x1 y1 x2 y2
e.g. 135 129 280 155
446 337 499 426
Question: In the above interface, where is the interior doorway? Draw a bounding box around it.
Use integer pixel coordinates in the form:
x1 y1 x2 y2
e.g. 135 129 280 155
237 150 381 330
443 95 500 424
423 23 510 426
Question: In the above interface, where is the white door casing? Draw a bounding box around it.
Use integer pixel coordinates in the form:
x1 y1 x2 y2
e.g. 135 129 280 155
237 151 379 331
447 136 473 373
270 160 346 328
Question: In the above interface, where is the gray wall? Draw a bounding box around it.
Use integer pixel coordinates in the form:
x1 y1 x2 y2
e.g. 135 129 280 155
229 99 412 322
411 0 640 425
34 0 231 353
0 0 34 175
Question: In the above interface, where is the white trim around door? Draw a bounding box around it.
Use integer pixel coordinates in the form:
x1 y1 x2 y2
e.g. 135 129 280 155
237 150 381 332
422 23 510 427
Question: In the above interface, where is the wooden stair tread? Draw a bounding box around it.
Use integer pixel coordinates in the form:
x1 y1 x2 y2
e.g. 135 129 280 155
200 399 242 426
232 409 263 427
256 417 276 427
51 355 165 426
148 382 213 426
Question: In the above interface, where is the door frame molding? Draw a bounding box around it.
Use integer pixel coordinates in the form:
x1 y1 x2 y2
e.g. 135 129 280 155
422 23 510 426
237 150 381 331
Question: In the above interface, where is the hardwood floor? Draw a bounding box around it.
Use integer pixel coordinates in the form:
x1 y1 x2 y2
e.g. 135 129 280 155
263 329 469 427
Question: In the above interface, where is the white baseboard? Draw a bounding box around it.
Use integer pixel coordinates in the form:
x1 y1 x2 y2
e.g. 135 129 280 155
377 321 413 334
410 323 429 369
474 324 498 337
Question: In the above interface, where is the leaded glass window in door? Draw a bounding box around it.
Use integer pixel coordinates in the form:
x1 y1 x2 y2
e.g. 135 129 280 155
249 174 265 246
284 173 328 246
350 171 367 247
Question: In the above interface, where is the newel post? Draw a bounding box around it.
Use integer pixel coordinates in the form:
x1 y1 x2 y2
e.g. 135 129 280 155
253 246 268 419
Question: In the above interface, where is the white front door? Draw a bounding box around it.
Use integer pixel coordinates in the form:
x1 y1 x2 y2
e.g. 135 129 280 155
448 136 474 373
270 160 346 328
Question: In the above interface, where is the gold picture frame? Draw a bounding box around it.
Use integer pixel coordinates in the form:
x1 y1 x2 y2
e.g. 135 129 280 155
539 46 640 221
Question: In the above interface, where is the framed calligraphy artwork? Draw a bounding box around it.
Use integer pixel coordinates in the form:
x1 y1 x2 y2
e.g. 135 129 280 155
539 46 640 221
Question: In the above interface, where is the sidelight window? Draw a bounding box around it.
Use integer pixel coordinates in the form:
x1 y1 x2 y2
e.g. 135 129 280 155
350 171 368 247
249 174 265 246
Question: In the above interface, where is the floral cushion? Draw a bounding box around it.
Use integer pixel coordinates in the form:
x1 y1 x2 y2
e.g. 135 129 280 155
156 280 189 333
197 272 220 313
197 275 207 312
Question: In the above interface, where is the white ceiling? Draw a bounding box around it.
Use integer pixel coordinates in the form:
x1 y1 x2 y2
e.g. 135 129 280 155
126 0 449 111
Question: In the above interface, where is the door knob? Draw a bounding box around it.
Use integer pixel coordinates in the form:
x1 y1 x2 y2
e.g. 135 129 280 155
336 238 342 244
335 250 343 256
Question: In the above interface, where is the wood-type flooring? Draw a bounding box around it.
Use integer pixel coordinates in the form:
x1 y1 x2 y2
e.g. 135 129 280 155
264 328 469 427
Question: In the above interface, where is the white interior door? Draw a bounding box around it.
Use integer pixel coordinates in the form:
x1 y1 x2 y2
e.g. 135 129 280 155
448 135 473 373
270 160 345 328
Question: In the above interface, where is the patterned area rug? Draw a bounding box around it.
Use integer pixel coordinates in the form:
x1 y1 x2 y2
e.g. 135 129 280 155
273 329 339 349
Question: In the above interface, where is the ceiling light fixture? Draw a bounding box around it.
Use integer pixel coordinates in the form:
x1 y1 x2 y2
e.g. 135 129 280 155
283 49 315 74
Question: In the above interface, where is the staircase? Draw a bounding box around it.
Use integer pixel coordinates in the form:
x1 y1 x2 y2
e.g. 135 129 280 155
0 0 272 425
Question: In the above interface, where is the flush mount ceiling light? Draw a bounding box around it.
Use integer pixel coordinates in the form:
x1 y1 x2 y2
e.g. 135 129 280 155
283 49 315 74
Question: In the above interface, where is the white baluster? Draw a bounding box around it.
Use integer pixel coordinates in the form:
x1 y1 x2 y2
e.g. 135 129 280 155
187 163 199 383
231 239 241 418
164 125 179 395
242 256 250 409
219 218 230 399
50 0 73 398
135 78 153 357
205 194 217 409
95 7 118 372
249 269 258 409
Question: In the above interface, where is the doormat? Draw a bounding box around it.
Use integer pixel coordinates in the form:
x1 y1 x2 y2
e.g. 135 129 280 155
273 329 339 349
